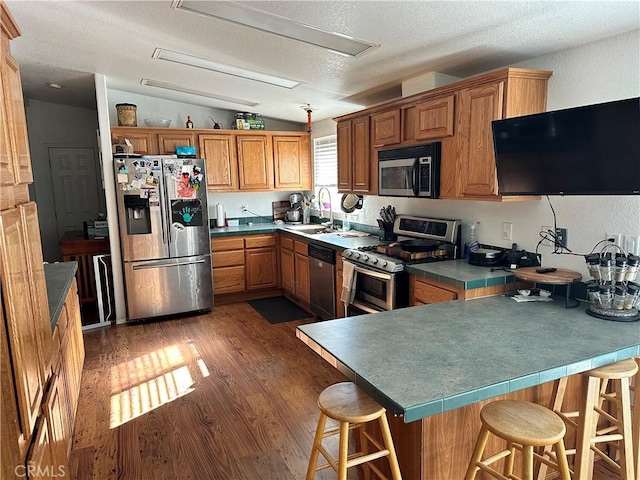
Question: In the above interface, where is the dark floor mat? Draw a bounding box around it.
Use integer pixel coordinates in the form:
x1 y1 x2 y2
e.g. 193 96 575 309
247 296 313 324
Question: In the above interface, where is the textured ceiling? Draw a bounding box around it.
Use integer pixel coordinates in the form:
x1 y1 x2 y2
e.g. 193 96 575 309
6 0 640 122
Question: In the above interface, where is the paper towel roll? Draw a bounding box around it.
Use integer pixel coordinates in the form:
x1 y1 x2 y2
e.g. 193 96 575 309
215 203 225 227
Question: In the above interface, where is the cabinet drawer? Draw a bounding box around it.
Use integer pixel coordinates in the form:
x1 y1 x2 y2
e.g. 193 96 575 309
245 234 275 248
212 250 245 267
211 237 244 252
213 266 246 294
294 240 307 255
280 235 294 251
413 279 457 304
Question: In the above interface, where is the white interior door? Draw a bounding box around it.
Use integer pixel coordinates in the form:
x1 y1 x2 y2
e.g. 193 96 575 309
49 146 101 237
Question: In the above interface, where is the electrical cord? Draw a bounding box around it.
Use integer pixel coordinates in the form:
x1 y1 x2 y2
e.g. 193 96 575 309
242 206 272 222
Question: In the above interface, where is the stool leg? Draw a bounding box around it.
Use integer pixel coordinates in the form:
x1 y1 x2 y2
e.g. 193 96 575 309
617 376 635 480
358 424 372 480
575 374 600 480
537 377 569 480
338 421 350 480
503 441 515 477
523 444 534 480
306 412 327 480
464 426 490 480
378 412 402 480
554 437 572 480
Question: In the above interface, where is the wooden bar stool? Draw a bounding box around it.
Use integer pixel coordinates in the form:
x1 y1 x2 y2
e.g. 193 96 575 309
305 382 402 480
538 358 638 480
465 400 571 480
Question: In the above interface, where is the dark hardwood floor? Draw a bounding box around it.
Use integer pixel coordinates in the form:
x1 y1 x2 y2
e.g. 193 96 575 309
70 303 623 480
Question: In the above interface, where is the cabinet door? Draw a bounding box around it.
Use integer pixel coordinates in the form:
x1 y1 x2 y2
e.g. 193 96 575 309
157 132 197 155
245 247 278 290
295 253 310 306
273 135 311 190
43 372 70 477
336 120 353 191
65 280 84 411
371 109 400 147
237 135 273 190
0 209 43 441
213 266 246 294
280 247 294 294
0 65 15 190
458 82 504 198
199 134 238 191
414 94 454 140
20 203 52 383
25 415 56 480
351 116 371 193
2 52 32 184
111 129 158 155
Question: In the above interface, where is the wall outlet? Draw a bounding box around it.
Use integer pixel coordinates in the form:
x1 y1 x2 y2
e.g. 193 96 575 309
502 222 513 241
623 234 640 255
606 232 622 248
540 226 567 248
555 228 567 249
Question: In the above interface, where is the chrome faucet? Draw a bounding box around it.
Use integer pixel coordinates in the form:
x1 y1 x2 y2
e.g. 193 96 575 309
317 186 333 229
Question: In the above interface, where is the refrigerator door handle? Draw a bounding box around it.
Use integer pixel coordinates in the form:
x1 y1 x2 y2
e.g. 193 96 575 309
160 171 170 246
132 259 206 270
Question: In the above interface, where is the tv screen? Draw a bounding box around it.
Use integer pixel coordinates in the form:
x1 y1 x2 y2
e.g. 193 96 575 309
492 97 640 195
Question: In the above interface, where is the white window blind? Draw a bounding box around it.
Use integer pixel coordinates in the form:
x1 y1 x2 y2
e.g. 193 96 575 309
313 135 337 187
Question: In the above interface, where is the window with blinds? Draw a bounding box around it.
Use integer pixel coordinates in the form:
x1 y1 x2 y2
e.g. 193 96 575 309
313 135 337 187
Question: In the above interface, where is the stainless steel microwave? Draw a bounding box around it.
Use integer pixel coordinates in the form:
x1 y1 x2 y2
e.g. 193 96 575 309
378 142 441 198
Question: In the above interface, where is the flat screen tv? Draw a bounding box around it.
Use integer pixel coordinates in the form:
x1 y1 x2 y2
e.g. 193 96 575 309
492 97 640 195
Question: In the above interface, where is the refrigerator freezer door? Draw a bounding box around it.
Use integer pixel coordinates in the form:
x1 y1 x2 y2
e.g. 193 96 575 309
163 158 211 258
124 255 213 321
115 157 169 262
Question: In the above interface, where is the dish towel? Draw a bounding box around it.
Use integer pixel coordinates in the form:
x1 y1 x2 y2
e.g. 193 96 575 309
341 261 357 306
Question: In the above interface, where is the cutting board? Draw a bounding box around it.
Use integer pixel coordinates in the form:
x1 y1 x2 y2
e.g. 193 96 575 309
272 201 291 221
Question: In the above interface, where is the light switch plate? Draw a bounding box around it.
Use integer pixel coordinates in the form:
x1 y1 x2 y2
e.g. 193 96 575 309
623 235 640 256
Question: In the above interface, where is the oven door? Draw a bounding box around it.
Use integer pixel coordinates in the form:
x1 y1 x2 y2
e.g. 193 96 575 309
349 263 396 313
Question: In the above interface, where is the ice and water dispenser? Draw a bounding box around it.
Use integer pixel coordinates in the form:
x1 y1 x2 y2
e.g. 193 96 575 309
124 195 151 234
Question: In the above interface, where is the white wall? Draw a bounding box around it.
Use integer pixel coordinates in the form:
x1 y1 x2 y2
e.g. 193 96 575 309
24 99 104 261
324 30 640 277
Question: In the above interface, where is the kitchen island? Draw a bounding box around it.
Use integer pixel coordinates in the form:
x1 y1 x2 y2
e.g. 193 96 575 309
297 295 640 478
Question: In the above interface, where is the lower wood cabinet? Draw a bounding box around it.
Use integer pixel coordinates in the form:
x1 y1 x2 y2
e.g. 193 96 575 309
211 234 279 300
280 235 310 309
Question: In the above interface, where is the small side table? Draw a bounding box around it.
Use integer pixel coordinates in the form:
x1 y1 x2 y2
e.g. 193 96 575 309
513 267 582 308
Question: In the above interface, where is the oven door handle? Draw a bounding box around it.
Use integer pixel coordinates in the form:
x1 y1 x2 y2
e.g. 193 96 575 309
350 301 384 314
352 263 394 281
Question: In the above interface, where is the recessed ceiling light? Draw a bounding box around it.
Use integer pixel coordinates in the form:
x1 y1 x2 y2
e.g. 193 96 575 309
140 78 259 108
152 48 302 89
172 0 379 57
48 83 63 89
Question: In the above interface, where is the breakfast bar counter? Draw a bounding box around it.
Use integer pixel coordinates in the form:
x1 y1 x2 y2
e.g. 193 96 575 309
296 296 640 478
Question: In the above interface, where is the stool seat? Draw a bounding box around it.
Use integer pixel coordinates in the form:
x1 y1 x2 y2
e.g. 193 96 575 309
584 357 638 379
481 400 567 447
318 382 385 423
466 400 571 480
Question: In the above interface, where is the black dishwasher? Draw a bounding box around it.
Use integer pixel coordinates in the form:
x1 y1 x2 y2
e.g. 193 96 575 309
308 243 336 320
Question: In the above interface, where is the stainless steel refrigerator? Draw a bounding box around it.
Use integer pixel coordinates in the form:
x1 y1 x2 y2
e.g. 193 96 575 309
114 155 213 321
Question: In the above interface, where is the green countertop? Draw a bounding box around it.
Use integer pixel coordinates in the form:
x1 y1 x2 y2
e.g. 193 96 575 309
297 296 640 423
406 259 518 290
44 261 77 331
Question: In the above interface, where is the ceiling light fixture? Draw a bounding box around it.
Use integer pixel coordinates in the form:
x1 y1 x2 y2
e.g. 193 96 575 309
140 78 259 107
48 83 63 89
152 48 302 89
300 104 317 133
172 0 379 57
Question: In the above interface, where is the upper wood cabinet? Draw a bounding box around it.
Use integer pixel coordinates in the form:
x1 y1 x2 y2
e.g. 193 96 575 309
414 94 455 140
237 134 273 190
273 135 311 190
157 132 197 155
371 109 401 147
452 70 551 200
337 116 374 194
110 128 158 155
199 134 238 191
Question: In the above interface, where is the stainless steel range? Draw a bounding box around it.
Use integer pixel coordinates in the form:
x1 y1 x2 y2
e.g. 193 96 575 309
342 215 460 315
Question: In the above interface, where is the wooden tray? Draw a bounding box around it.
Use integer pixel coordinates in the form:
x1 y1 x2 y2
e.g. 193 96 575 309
513 267 582 284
